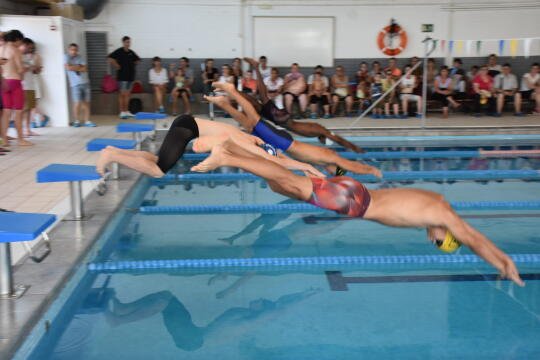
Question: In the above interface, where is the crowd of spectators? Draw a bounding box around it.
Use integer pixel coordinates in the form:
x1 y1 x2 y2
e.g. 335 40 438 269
162 52 540 119
4 32 539 146
88 36 540 121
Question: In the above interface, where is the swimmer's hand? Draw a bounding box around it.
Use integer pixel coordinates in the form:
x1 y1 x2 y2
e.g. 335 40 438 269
370 167 383 178
300 164 326 178
501 259 525 287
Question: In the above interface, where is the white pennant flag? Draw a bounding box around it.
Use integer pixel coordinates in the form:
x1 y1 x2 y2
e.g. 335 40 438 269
465 40 473 55
524 38 532 58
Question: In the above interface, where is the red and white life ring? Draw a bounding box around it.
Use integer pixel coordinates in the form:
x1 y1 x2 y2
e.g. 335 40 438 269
377 25 408 56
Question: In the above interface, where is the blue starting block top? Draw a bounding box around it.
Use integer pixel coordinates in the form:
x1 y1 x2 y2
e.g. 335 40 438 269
117 123 155 133
0 212 56 243
135 112 167 120
36 164 101 183
87 138 137 152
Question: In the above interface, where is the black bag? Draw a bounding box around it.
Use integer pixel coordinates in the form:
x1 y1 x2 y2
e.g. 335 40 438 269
128 98 143 114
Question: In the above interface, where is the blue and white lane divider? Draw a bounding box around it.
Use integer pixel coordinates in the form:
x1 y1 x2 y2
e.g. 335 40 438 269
88 254 540 272
152 170 540 184
181 150 540 161
139 201 540 215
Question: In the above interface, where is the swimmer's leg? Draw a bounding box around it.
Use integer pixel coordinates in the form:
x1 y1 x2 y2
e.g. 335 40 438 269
213 82 261 126
191 138 313 201
97 146 164 177
105 146 158 162
288 141 380 177
204 94 257 131
286 120 364 153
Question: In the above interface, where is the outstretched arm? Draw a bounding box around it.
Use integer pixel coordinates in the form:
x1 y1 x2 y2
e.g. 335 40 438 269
442 213 524 286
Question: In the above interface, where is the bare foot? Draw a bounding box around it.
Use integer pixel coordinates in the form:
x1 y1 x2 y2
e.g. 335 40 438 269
18 139 34 146
96 148 113 176
243 57 259 68
203 94 229 107
27 131 40 136
211 81 235 92
191 143 229 172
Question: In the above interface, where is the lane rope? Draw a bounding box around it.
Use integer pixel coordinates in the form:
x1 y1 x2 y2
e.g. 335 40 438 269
88 253 540 272
139 200 540 214
152 170 540 183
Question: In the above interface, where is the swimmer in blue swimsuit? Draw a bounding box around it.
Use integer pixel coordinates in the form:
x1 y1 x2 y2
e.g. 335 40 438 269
206 82 381 178
224 57 364 153
191 137 525 287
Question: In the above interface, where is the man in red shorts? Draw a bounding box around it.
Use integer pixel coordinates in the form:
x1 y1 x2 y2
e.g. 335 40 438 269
0 29 32 146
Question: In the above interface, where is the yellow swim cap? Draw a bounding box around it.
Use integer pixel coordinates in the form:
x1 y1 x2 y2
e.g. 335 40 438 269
435 231 461 253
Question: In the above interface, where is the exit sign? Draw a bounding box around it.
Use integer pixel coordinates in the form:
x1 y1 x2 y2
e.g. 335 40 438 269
422 24 434 32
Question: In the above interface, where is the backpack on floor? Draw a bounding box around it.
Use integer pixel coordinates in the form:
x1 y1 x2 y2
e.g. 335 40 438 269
101 74 118 93
131 80 144 94
128 98 143 114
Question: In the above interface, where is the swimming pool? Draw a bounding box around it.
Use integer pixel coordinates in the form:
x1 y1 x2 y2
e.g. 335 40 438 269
15 141 540 359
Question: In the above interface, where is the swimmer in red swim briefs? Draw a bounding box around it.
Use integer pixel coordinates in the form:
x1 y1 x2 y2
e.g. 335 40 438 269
191 136 524 287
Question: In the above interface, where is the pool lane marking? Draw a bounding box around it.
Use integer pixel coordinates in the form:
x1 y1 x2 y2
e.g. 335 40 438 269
325 271 540 291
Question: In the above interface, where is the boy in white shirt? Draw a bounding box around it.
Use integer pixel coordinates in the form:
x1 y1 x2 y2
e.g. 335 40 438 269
263 68 284 109
148 56 168 113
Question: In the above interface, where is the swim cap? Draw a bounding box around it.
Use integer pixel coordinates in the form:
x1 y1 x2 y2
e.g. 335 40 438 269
434 231 461 253
261 143 278 156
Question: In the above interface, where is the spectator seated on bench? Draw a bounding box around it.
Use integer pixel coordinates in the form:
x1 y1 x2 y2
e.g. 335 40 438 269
494 63 523 117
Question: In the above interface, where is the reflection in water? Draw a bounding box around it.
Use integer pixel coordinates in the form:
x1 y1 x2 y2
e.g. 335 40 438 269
92 287 321 351
211 200 344 298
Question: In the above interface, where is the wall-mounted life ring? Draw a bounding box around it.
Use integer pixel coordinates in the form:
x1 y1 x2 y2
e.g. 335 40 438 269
377 24 408 56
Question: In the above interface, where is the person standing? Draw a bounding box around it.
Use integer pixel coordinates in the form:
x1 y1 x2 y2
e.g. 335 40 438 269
108 36 140 119
0 29 32 146
65 43 94 127
21 38 42 135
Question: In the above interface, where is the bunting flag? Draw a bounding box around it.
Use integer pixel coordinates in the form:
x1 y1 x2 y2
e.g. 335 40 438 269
441 40 446 52
433 39 438 53
476 40 482 54
455 40 463 54
448 40 454 54
509 39 518 58
498 40 505 56
524 38 532 58
465 40 473 55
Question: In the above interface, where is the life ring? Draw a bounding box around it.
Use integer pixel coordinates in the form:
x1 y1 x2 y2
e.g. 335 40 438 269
377 25 408 56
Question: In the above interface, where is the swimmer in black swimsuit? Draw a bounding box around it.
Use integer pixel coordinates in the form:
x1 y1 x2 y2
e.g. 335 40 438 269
206 83 381 178
96 114 323 178
191 137 524 287
240 57 363 153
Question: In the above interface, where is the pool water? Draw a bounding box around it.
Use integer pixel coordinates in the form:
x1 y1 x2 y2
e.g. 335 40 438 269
21 143 540 360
